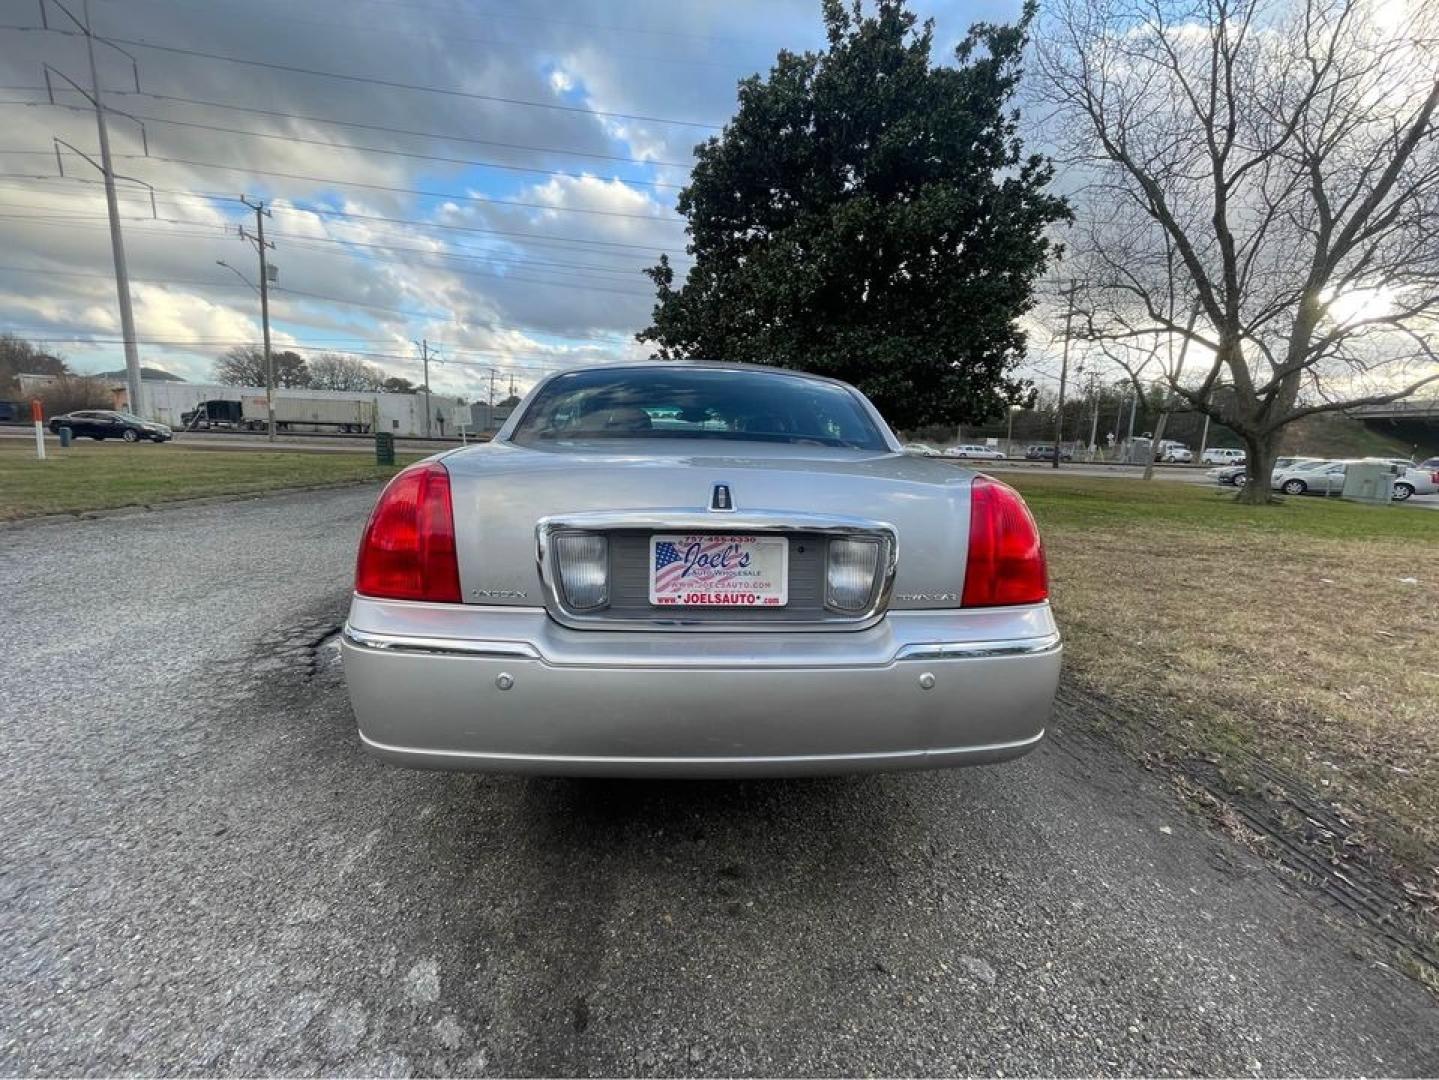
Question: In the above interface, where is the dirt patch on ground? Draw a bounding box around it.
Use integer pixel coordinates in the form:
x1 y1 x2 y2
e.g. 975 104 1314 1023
1009 475 1439 985
1053 678 1439 987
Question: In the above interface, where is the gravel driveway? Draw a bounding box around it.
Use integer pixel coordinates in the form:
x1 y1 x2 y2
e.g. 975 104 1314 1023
2 488 1436 1076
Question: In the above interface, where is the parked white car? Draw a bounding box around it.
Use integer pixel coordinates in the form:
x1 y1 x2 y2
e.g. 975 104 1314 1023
1392 463 1439 501
944 444 1005 460
901 442 943 457
1200 447 1245 465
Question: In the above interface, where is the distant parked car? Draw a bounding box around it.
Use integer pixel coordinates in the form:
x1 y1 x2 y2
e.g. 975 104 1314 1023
1214 457 1322 487
1157 441 1193 463
1420 457 1439 471
901 442 943 457
1200 447 1245 465
1024 444 1073 461
48 410 172 443
1272 459 1347 496
944 444 1005 460
1392 463 1439 501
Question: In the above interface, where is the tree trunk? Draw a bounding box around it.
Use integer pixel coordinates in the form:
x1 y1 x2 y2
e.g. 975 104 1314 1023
1235 431 1279 504
1141 410 1169 481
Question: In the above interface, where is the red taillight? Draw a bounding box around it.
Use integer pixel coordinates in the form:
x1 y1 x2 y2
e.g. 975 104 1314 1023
961 476 1048 607
355 461 462 603
1431 471 1439 485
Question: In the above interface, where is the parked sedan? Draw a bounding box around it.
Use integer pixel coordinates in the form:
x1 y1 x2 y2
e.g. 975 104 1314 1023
944 444 1005 460
1212 456 1320 487
1392 464 1439 501
342 362 1060 778
901 442 943 457
1272 459 1346 496
47 410 173 442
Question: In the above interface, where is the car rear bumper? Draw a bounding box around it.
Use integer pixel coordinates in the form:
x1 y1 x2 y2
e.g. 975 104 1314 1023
341 597 1061 777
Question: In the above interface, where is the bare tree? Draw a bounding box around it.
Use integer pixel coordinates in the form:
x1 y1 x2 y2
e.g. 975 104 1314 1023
38 375 113 415
214 345 311 388
307 353 385 392
1033 0 1439 500
0 334 68 395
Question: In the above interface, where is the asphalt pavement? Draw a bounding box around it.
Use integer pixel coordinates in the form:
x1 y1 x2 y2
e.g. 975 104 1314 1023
2 487 1437 1076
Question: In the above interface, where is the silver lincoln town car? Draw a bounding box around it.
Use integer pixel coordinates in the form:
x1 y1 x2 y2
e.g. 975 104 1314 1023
341 362 1060 776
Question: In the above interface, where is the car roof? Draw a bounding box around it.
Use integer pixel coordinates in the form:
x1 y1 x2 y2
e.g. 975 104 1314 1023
533 360 861 394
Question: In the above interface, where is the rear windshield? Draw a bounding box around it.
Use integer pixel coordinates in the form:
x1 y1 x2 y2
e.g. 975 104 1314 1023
509 367 889 450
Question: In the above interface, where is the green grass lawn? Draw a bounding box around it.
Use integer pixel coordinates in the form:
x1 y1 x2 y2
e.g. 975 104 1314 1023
1007 469 1438 541
1004 470 1438 932
0 441 419 521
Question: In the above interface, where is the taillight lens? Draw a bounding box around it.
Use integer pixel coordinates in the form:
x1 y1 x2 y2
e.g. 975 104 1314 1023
961 476 1048 607
553 532 609 610
354 461 461 603
826 537 881 612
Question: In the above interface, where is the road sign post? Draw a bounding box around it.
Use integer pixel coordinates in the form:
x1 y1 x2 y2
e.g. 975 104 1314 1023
31 400 45 461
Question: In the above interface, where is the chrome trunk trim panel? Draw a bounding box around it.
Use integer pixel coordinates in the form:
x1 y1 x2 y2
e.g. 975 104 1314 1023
535 509 898 632
894 632 1062 661
342 625 541 660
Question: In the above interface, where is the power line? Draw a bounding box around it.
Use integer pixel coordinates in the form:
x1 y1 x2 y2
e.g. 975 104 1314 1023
256 0 785 49
0 173 696 259
274 232 649 278
9 27 726 128
1 89 694 169
15 99 688 188
17 147 688 223
0 203 660 280
88 0 764 72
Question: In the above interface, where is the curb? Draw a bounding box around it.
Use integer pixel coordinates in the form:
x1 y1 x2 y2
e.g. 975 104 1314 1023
0 478 386 532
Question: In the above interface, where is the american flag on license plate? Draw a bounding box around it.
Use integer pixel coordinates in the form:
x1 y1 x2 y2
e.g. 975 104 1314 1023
653 537 745 592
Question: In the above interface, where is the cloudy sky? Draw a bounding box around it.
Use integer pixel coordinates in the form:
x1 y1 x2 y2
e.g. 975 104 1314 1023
0 0 1025 400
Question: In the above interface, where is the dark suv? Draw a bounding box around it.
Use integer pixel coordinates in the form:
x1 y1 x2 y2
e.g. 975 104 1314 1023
49 410 173 442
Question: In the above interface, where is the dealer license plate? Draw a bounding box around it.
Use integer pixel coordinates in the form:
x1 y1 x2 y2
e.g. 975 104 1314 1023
648 534 789 607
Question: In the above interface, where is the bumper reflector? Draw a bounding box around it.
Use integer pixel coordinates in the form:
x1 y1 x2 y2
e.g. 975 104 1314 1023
553 532 609 610
826 537 881 612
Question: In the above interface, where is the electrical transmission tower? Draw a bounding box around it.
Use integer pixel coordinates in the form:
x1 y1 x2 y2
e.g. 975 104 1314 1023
39 0 151 417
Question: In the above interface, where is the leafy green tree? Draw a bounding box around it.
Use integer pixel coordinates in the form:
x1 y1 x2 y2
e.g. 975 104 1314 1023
638 0 1067 429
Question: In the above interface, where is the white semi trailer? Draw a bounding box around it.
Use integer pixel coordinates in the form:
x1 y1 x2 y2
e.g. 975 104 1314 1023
181 395 376 433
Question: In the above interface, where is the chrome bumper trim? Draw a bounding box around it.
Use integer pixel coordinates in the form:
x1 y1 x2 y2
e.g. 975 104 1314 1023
342 624 541 660
344 622 1059 666
894 631 1062 661
358 725 1046 767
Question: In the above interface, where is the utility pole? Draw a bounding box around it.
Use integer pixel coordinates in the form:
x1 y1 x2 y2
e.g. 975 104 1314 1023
1004 406 1015 458
1053 279 1077 470
488 370 496 408
239 197 276 441
416 339 431 438
1087 371 1100 453
43 0 145 416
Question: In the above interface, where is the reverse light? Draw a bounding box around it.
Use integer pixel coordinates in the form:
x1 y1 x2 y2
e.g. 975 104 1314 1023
826 537 882 612
961 476 1048 608
355 462 462 603
553 532 609 610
